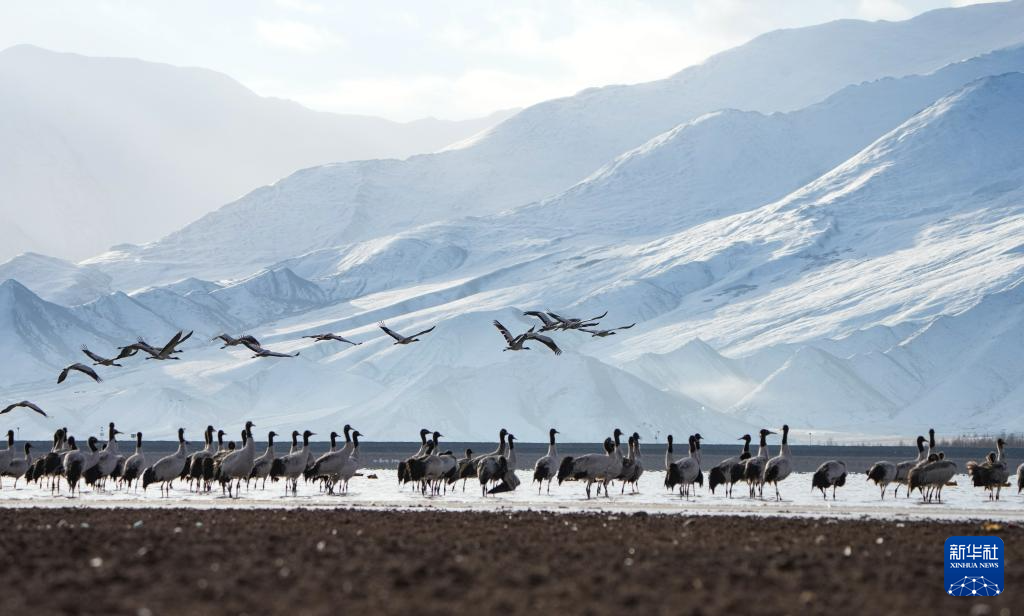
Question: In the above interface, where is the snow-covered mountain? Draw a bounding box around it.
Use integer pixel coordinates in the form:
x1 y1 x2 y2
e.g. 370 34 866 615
9 69 1020 441
84 1 1024 289
0 253 111 305
4 4 1024 442
0 44 515 262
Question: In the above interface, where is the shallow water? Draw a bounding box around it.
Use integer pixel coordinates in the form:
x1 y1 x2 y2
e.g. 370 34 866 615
1 468 1020 521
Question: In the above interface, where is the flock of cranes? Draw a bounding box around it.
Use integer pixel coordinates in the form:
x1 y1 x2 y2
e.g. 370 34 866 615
0 421 364 499
0 309 1015 506
36 308 628 395
0 420 1018 504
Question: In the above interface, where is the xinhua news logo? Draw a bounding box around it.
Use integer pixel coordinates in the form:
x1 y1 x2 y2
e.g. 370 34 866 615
945 536 1004 596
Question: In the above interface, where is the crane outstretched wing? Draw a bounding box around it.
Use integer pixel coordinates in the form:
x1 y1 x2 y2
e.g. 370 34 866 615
409 326 436 339
523 311 555 326
525 333 562 355
378 322 404 341
492 320 516 345
1 401 48 417
81 347 108 363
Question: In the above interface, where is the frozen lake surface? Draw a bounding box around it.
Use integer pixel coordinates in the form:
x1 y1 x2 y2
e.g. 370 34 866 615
1 468 1021 522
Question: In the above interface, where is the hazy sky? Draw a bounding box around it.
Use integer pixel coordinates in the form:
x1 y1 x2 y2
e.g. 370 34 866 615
1 0 986 121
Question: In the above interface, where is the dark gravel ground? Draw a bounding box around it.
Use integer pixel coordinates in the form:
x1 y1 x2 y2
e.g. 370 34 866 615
0 508 1017 616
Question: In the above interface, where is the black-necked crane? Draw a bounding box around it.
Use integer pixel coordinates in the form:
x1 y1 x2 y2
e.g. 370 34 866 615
547 310 607 331
615 434 637 493
184 426 216 491
474 429 510 497
57 363 102 384
82 345 137 366
120 432 146 490
522 311 561 332
492 320 562 355
271 429 315 494
215 421 256 498
119 338 162 357
493 320 533 351
556 432 622 499
579 323 635 337
866 459 897 499
708 434 751 497
378 321 436 345
967 438 1010 500
310 427 358 494
399 428 431 487
0 430 14 486
763 425 792 501
303 332 361 346
143 330 192 360
308 426 349 487
742 428 774 498
908 453 957 503
812 460 847 500
893 435 927 497
334 431 362 494
621 432 644 494
3 443 32 488
533 428 559 494
64 436 100 497
448 448 476 492
1 401 48 417
665 435 702 499
213 334 261 349
32 428 68 493
251 346 300 358
488 434 520 494
407 431 455 495
249 431 278 489
143 428 188 496
84 422 122 489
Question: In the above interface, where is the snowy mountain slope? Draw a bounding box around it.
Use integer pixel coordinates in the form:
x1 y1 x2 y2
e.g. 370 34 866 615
608 72 1024 358
0 253 111 305
6 72 1015 441
537 44 1024 237
732 346 900 430
84 2 1024 289
621 338 758 412
204 268 329 328
71 292 181 342
732 279 1024 435
0 280 119 386
0 44 516 262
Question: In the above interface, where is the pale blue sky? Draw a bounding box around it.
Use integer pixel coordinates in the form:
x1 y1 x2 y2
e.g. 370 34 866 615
0 0 985 120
